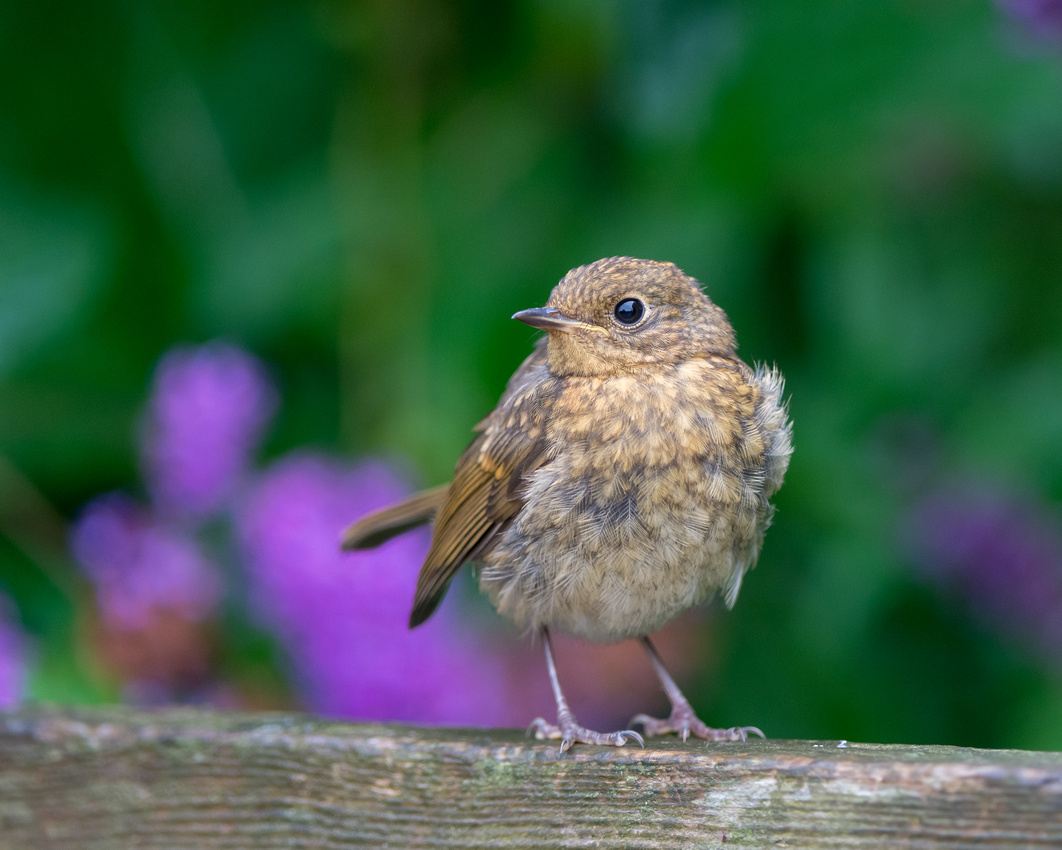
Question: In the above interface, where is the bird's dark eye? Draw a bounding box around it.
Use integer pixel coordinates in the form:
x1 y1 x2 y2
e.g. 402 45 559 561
614 298 644 325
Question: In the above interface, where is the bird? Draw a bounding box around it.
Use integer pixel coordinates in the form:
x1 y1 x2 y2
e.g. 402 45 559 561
342 256 792 752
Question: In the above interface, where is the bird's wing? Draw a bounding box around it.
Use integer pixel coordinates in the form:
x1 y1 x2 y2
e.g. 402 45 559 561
409 340 553 626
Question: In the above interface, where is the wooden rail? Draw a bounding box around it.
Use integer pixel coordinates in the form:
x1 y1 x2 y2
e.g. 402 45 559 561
1 706 1060 848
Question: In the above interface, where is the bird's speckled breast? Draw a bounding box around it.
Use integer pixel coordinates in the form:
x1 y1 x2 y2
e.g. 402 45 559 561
480 356 780 642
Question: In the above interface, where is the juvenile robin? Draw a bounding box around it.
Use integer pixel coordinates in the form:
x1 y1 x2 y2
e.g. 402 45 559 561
342 256 792 751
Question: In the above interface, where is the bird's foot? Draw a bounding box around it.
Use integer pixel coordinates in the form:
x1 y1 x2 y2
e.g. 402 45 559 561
528 716 644 753
631 705 764 743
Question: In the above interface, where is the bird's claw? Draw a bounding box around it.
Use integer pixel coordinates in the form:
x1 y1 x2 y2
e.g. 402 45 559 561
631 709 764 743
528 716 644 753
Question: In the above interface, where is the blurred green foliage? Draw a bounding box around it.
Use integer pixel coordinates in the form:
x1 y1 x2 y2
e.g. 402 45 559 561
2 0 1062 749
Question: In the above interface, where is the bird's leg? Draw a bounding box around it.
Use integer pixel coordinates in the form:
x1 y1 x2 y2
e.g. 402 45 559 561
631 635 764 743
527 627 644 753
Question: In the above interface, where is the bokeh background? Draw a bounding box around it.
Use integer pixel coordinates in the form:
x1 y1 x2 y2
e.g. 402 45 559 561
2 0 1062 751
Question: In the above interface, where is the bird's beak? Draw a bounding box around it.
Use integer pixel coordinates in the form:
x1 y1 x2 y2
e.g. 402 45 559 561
512 307 605 335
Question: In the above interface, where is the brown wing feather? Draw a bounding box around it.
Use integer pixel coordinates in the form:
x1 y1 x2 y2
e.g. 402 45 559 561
409 341 553 627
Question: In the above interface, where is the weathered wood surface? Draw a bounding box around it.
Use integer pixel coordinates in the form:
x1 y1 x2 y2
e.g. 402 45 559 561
0 706 1060 849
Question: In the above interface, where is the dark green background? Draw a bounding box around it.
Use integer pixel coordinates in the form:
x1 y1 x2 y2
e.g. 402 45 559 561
2 0 1061 749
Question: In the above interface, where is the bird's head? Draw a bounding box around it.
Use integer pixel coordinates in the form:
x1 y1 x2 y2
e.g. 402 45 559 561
513 257 737 377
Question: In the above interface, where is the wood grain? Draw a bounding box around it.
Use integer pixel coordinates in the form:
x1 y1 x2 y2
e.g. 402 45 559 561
1 706 1060 849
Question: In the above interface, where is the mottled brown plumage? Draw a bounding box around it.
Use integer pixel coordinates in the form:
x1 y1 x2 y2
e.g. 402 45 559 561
342 257 792 751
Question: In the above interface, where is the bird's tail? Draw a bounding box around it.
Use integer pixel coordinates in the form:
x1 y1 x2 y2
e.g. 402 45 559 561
340 484 448 550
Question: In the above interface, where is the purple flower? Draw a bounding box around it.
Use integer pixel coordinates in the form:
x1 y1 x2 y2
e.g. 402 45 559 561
907 483 1062 664
0 597 27 708
236 453 527 725
997 0 1062 41
70 493 223 630
141 342 277 518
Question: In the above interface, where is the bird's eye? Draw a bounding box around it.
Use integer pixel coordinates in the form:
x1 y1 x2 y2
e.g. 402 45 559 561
613 298 645 325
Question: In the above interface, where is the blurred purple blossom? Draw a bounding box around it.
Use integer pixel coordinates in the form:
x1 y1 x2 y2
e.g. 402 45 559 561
907 483 1062 665
0 595 27 708
70 493 223 630
236 453 527 725
141 342 277 518
997 0 1062 41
